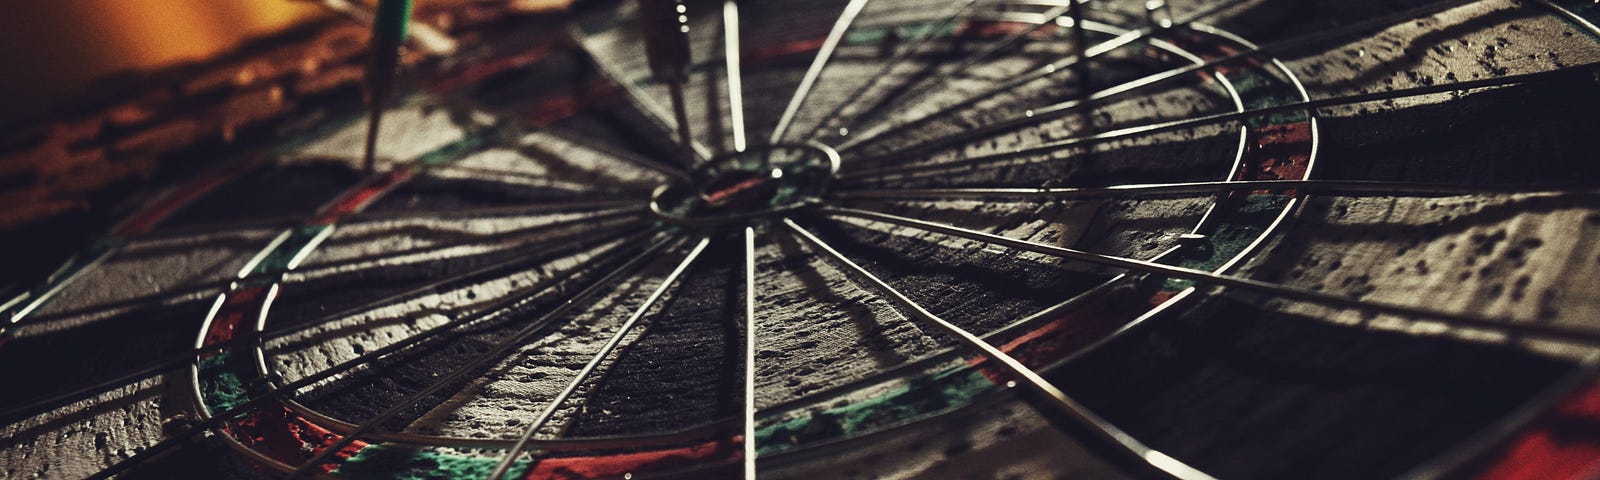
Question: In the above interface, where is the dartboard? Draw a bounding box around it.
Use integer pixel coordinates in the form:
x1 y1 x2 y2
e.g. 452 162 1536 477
4 0 1600 478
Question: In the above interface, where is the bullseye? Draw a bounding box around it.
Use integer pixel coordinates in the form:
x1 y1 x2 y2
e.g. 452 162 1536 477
650 143 840 226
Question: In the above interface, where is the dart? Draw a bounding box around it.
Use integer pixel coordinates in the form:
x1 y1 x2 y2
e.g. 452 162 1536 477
362 0 414 175
639 0 699 168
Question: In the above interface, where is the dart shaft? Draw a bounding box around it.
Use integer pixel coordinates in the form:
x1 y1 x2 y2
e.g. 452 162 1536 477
364 0 414 174
374 0 413 43
640 0 692 82
667 80 697 167
640 0 698 166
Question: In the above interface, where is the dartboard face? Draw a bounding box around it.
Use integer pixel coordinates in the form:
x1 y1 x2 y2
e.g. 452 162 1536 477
4 0 1600 478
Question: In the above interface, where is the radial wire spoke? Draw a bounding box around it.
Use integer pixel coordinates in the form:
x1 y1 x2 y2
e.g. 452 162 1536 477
294 209 646 270
340 199 644 221
937 0 1078 88
822 206 1600 345
569 36 713 166
130 199 642 241
835 0 1486 162
816 0 1066 144
486 237 712 480
613 81 715 166
284 233 687 478
18 208 647 327
82 232 674 480
798 0 981 144
741 226 759 479
725 0 749 152
839 59 1600 181
769 0 875 144
531 124 697 182
2 226 655 427
782 218 1216 480
830 179 1600 200
829 0 1260 154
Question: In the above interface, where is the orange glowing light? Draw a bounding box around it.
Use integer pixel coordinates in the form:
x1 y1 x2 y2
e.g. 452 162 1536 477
70 0 327 70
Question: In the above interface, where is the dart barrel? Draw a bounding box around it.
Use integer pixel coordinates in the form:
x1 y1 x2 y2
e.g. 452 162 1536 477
639 0 693 83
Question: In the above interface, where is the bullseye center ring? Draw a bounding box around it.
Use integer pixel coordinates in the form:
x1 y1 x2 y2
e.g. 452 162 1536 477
650 142 840 226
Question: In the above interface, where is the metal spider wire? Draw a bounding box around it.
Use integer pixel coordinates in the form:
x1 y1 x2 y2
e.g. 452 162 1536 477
4 0 1599 478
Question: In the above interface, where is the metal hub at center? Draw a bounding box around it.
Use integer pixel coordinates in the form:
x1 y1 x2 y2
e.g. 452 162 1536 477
651 143 840 226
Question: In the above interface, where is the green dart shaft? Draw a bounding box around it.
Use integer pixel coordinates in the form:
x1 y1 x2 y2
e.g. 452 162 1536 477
363 0 414 174
374 0 414 44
